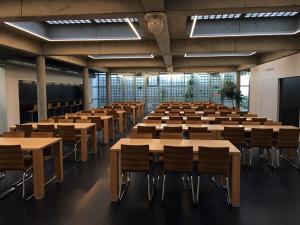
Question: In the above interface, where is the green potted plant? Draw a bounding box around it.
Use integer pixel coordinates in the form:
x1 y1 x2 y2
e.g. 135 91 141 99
220 80 243 108
184 75 195 102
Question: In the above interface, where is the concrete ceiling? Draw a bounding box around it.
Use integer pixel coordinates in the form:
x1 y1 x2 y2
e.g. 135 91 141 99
0 0 299 73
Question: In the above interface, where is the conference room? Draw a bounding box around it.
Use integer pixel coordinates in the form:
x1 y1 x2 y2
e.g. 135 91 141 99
0 1 300 225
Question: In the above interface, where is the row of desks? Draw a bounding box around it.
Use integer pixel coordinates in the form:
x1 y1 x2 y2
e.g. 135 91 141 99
110 139 241 207
144 116 261 123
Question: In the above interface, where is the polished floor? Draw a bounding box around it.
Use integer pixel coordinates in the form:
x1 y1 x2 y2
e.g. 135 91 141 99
1 140 300 225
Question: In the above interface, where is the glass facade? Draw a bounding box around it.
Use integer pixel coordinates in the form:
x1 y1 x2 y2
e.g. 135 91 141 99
91 72 249 111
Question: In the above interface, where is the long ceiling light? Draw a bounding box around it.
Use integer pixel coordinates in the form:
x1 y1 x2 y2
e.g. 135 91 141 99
88 54 154 59
184 52 256 57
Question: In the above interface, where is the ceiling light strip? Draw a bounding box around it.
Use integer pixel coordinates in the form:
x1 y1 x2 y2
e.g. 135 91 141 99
125 18 141 40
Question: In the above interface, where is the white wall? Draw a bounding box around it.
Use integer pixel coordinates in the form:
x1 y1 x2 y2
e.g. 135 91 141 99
250 53 300 121
0 65 83 132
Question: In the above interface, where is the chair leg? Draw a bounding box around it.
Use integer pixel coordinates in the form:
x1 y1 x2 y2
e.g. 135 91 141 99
147 174 155 201
181 175 187 190
281 148 300 170
225 177 231 206
118 172 130 203
249 148 252 166
0 172 16 199
190 176 195 203
196 176 200 203
0 172 5 180
161 174 166 202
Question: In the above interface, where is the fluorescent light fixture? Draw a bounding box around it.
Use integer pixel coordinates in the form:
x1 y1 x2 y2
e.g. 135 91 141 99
125 18 141 39
5 18 141 41
4 22 50 41
88 54 154 59
184 52 256 57
189 15 197 38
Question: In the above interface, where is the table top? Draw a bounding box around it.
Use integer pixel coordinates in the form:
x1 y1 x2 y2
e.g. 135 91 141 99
134 123 298 132
21 122 96 130
0 137 61 151
66 115 113 120
145 116 257 121
110 138 240 155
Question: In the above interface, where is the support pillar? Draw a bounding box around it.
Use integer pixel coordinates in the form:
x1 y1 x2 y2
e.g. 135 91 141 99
83 67 90 110
236 71 241 109
106 73 111 105
36 56 47 120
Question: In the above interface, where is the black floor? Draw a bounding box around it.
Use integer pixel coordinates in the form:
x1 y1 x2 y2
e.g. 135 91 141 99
1 140 300 225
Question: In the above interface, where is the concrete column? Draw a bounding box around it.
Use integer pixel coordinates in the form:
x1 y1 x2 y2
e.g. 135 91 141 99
236 71 241 109
36 56 47 120
106 73 111 105
83 67 90 110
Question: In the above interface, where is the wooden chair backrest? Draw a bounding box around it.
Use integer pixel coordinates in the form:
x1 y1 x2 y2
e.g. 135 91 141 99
197 146 229 175
163 126 183 133
37 124 55 133
0 145 25 171
251 128 273 147
57 125 76 142
223 127 245 146
16 124 33 137
277 128 300 148
160 132 183 139
163 146 193 173
2 131 25 138
121 144 150 172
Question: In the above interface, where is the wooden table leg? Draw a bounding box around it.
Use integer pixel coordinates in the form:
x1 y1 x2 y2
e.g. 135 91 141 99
92 125 97 154
80 128 88 161
54 141 63 182
132 109 136 124
103 119 109 144
32 150 45 200
119 113 124 136
231 154 241 207
110 151 119 201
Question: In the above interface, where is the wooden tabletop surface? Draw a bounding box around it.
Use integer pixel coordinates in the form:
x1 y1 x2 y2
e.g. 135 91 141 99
0 137 61 151
24 122 96 129
134 123 298 132
110 138 240 154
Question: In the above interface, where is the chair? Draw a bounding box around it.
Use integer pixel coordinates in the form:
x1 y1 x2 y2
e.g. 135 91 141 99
0 145 33 200
168 113 180 117
2 131 25 138
147 116 162 121
118 145 154 202
223 127 246 163
68 116 81 122
276 129 300 169
264 121 282 126
162 126 183 133
37 124 55 133
196 147 231 205
76 119 92 123
129 132 153 139
242 121 260 125
248 128 274 167
252 117 267 124
167 116 183 124
221 121 239 125
58 119 73 123
137 126 156 137
215 117 229 124
188 127 214 140
161 146 195 203
30 132 56 184
57 125 81 161
16 124 33 137
151 113 165 116
231 117 246 123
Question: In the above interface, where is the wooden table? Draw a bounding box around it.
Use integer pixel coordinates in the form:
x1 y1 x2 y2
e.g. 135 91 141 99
11 123 97 161
0 137 63 200
145 116 259 123
110 138 241 207
133 123 297 139
67 115 114 144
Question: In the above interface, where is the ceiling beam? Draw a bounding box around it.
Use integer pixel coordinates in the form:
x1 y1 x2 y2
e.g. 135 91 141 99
110 67 166 73
0 25 41 54
42 40 159 56
48 56 88 67
174 66 237 73
88 58 165 68
1 0 299 21
172 36 300 53
173 56 257 67
258 51 298 64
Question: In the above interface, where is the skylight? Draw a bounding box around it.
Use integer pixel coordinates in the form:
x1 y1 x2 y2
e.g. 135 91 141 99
46 18 138 25
191 11 298 21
